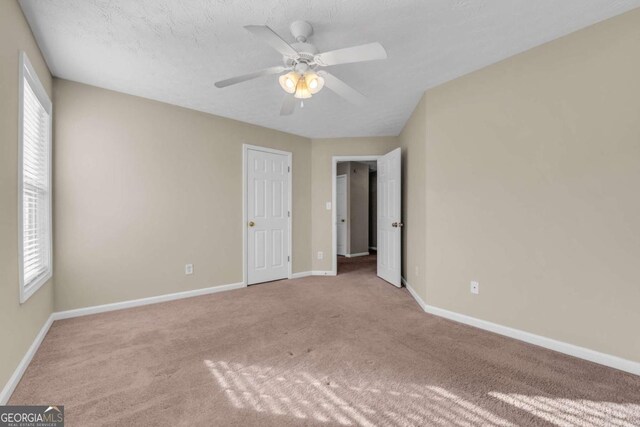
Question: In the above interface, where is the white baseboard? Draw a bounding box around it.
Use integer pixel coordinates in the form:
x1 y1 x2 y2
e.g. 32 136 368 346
345 252 369 258
402 277 427 311
312 270 336 276
291 271 312 279
402 277 640 376
0 314 54 404
53 282 246 321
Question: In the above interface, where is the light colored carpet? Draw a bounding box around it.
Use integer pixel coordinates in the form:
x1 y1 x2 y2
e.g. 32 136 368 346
10 255 640 426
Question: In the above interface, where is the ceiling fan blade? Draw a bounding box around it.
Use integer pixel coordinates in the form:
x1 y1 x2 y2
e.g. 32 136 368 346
318 71 367 106
314 42 387 66
215 66 287 88
244 25 299 59
280 94 296 116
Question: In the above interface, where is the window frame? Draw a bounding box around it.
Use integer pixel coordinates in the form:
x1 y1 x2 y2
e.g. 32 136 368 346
18 51 53 304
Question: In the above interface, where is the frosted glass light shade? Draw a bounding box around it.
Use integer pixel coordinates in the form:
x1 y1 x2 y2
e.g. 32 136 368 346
294 77 312 99
305 71 325 94
278 72 300 94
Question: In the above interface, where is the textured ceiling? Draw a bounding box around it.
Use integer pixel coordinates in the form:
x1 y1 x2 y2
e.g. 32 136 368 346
19 0 640 138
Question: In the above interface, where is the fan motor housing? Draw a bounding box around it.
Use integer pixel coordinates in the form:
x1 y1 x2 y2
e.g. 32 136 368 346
284 42 317 67
282 21 317 67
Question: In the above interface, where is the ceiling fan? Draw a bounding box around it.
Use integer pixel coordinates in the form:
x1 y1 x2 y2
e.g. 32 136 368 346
214 21 388 115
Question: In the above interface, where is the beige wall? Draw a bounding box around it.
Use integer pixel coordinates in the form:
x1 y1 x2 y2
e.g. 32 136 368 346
311 137 399 272
399 96 426 294
336 162 349 176
0 0 54 395
53 79 312 311
421 9 640 361
336 161 370 255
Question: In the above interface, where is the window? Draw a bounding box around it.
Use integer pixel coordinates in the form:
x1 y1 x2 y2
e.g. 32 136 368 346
18 52 52 303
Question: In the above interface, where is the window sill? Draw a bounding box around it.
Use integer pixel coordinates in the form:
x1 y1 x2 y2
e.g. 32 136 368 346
20 270 52 304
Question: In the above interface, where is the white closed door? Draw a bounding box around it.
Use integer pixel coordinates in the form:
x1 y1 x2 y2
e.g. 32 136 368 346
377 148 402 287
336 175 347 256
247 148 290 285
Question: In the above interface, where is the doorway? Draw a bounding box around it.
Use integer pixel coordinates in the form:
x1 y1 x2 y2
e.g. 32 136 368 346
332 149 402 286
335 161 375 263
243 144 292 285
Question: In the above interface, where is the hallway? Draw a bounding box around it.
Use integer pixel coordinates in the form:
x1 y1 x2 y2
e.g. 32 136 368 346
337 252 377 276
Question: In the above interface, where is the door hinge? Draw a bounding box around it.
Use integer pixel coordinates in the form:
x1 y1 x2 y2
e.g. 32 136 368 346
288 256 290 262
287 166 290 173
288 211 290 217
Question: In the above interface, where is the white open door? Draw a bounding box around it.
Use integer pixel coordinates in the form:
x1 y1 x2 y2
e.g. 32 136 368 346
246 147 290 285
377 148 402 287
336 175 348 256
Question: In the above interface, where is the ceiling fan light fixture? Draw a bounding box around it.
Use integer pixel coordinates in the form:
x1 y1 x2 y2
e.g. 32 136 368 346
214 21 388 115
278 71 300 94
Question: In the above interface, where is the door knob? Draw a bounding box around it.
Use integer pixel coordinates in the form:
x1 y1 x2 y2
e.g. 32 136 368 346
248 221 255 227
341 219 345 222
398 222 404 227
392 222 398 227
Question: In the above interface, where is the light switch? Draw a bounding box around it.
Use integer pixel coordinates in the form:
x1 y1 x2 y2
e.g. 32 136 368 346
326 202 331 210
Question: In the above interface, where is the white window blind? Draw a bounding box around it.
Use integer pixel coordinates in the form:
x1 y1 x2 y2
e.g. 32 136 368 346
19 52 52 303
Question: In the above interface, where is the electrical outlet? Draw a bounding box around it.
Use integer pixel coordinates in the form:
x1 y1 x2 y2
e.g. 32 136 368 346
325 202 332 210
470 281 479 295
317 251 324 260
185 264 194 275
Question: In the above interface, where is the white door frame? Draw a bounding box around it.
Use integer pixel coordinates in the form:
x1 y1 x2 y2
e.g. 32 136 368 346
243 144 293 285
336 174 348 256
331 155 381 276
